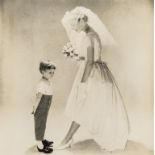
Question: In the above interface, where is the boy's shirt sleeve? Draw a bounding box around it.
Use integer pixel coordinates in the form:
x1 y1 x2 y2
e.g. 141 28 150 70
37 81 46 94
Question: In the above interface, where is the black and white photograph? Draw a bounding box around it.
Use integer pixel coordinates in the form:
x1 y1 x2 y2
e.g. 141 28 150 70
0 0 153 155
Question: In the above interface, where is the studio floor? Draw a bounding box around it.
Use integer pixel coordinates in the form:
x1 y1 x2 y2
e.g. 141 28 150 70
0 104 153 155
26 141 153 155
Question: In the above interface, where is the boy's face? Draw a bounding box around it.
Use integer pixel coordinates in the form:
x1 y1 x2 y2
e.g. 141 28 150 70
43 68 55 80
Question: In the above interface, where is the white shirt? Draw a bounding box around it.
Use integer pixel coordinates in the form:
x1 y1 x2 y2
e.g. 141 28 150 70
36 78 53 95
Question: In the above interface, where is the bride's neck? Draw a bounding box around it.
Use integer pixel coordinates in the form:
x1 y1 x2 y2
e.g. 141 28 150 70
83 24 89 33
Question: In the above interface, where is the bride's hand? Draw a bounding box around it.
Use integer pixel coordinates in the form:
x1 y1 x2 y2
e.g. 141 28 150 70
78 56 85 61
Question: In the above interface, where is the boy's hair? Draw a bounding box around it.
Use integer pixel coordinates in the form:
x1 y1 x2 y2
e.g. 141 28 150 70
39 60 56 74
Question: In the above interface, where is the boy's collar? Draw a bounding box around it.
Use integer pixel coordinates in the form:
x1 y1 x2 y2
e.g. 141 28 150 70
42 76 48 81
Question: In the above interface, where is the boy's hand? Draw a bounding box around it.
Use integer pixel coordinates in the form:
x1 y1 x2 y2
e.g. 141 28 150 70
31 106 36 115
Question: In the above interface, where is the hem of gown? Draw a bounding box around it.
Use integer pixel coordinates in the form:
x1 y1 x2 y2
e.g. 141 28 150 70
65 113 128 151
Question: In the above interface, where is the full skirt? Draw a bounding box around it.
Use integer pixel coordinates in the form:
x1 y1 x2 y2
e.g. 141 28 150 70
65 61 129 151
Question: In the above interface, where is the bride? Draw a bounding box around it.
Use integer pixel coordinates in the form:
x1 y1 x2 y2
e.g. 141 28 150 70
58 6 129 151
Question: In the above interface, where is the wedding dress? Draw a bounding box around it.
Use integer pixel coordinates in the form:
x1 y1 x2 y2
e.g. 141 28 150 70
62 6 129 151
65 33 129 151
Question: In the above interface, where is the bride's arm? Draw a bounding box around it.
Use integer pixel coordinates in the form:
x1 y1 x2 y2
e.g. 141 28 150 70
81 44 94 83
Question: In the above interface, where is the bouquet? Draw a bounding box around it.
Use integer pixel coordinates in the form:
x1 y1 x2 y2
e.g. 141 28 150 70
61 42 80 60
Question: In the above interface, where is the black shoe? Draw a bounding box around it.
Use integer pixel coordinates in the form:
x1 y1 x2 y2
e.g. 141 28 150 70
37 146 53 153
42 139 54 147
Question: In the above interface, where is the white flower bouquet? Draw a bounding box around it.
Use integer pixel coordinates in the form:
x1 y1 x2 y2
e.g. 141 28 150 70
61 42 80 60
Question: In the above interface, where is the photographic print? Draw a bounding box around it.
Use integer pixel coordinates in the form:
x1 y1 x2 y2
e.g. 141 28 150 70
0 0 153 155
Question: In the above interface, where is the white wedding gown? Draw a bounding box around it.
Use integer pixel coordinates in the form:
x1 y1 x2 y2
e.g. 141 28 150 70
65 33 129 151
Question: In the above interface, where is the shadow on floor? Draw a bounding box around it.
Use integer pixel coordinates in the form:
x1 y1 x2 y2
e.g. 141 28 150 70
25 140 153 155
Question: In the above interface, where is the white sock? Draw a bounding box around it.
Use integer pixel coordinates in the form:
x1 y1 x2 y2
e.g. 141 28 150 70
37 141 43 149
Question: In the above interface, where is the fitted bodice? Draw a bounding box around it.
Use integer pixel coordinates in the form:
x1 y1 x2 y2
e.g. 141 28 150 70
76 32 102 62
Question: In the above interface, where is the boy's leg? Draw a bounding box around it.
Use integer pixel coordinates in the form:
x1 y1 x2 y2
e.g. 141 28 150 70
34 110 48 142
34 111 53 153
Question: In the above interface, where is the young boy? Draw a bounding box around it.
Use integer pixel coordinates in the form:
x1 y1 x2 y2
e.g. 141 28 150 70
32 60 56 153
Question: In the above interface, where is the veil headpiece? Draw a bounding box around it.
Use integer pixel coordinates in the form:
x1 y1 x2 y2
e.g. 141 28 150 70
62 7 117 57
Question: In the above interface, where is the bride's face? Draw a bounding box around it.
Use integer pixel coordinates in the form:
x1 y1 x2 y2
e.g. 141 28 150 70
71 18 87 32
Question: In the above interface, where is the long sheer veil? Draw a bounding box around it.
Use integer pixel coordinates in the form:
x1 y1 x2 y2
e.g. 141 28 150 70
62 6 117 57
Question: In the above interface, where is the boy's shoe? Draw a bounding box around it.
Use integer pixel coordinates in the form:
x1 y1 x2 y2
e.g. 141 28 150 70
42 139 54 147
37 146 53 153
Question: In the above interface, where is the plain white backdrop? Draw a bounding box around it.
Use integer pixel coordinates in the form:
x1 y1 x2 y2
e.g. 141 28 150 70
0 0 153 154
